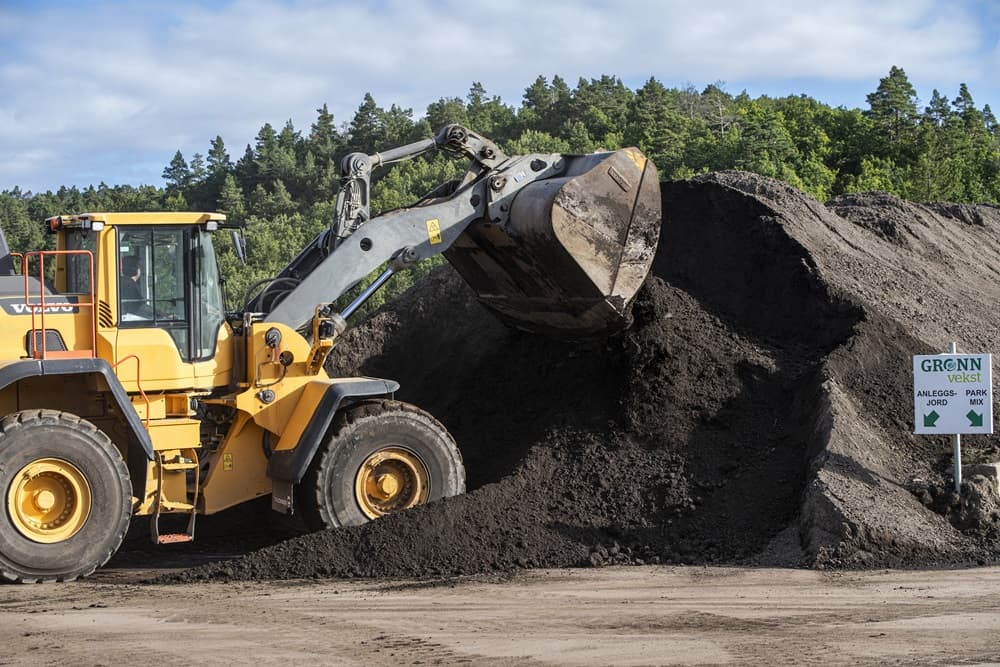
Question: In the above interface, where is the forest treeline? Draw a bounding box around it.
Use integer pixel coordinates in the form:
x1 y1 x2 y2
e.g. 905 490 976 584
2 66 998 311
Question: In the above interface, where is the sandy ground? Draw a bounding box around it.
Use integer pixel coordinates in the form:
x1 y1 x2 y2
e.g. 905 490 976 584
2 566 1000 666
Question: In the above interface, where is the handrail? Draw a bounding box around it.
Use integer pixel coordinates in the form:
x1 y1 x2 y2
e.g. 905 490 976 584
112 354 151 429
20 250 97 359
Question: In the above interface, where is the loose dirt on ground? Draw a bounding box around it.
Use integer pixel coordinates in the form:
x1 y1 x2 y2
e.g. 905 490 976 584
4 566 1000 665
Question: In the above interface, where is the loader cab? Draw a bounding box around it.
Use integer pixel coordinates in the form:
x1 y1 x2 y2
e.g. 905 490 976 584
36 213 234 393
116 224 225 361
98 213 233 392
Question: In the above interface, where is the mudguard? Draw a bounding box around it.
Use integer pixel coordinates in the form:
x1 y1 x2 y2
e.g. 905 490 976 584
0 358 154 459
266 376 399 485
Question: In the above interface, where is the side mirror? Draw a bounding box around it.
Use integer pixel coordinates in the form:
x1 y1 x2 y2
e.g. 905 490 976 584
230 229 247 264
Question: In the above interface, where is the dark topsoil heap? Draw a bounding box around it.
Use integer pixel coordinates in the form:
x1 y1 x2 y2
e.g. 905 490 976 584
172 171 1000 582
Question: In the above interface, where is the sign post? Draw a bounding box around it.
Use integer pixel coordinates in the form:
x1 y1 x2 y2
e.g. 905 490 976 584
913 344 993 494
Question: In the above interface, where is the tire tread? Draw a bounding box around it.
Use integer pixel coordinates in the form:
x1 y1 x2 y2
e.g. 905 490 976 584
298 399 464 531
0 410 131 584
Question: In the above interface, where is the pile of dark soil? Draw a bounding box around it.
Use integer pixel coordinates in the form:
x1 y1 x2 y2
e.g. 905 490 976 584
168 171 1000 582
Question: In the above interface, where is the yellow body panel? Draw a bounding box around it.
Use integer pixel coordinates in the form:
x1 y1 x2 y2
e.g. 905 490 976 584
192 324 234 388
199 412 272 514
0 307 92 358
146 418 201 451
273 381 332 453
131 395 166 421
235 322 319 433
115 327 198 388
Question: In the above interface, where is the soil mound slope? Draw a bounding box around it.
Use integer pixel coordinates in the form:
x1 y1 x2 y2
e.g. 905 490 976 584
169 172 1000 582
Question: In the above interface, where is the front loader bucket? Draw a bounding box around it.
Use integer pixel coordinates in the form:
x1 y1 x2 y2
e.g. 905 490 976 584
445 147 661 338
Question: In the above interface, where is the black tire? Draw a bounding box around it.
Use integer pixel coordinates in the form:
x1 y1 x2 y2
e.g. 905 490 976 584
298 399 465 530
0 410 131 583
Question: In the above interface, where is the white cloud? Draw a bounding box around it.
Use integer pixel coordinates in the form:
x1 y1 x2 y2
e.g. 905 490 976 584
0 0 995 191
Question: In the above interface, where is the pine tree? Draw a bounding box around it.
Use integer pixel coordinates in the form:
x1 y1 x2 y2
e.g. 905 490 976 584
865 66 919 155
308 104 342 164
189 153 206 183
570 75 633 143
522 76 552 117
924 90 952 127
207 135 232 176
952 83 975 115
625 77 685 173
162 151 192 190
218 174 245 221
234 144 257 189
984 105 998 136
381 104 415 147
426 97 469 132
271 120 299 182
348 93 383 153
253 123 279 177
701 83 737 136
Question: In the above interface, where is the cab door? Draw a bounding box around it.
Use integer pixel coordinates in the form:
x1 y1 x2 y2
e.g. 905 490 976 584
114 225 230 392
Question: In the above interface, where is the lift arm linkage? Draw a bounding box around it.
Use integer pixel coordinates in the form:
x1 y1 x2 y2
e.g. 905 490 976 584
258 126 568 331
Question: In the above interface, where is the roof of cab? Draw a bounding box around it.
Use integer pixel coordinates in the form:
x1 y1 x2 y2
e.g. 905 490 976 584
48 212 227 228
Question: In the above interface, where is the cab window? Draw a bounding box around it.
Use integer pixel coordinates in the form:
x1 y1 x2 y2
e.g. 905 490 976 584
65 229 98 294
118 227 189 358
192 230 225 359
117 225 224 363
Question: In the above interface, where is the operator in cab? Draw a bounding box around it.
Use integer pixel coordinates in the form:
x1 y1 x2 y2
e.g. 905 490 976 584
120 256 151 319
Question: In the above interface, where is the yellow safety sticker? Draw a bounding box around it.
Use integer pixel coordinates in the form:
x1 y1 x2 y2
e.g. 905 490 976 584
426 219 442 244
223 453 233 471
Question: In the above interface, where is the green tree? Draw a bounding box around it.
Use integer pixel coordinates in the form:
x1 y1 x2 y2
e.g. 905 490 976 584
307 104 342 164
348 93 383 153
426 97 469 132
924 89 952 127
466 82 516 140
700 83 737 137
207 135 232 176
218 174 245 221
625 77 687 174
570 75 633 145
503 130 571 154
984 105 998 135
380 104 416 148
865 66 919 157
731 100 799 182
162 151 192 190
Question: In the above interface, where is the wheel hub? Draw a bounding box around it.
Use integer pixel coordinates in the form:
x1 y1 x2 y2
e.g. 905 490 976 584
354 448 429 519
6 458 92 544
33 489 57 511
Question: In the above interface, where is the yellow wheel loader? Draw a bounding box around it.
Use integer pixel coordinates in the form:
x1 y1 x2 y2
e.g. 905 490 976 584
0 126 660 582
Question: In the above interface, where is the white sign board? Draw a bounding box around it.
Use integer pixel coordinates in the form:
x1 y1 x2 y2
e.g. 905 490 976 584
913 353 993 434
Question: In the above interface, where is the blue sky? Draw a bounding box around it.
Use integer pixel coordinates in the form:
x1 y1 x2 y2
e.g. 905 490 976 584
1 0 998 193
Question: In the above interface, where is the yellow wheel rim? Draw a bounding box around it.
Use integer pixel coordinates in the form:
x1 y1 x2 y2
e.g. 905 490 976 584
6 458 92 544
354 447 429 519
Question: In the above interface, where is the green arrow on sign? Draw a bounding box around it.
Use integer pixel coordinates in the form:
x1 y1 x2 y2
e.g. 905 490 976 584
967 410 984 427
923 411 940 427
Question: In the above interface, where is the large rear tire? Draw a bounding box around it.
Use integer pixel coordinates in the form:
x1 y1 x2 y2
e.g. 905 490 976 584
298 399 465 530
0 410 131 583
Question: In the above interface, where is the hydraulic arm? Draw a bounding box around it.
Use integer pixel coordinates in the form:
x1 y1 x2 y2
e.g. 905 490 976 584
253 124 661 338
